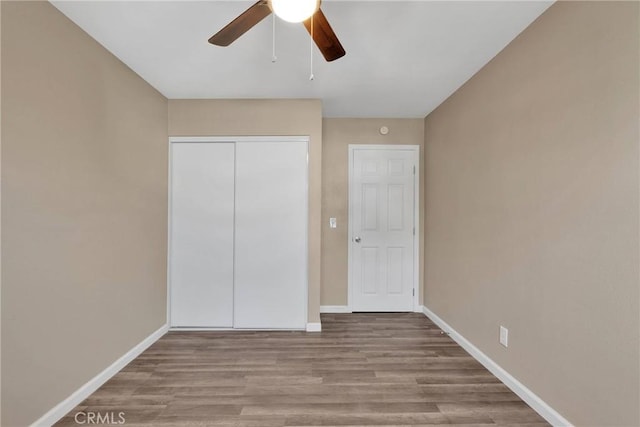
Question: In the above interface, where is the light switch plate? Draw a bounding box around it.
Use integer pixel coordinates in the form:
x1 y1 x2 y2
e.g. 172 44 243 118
329 218 337 228
499 326 509 347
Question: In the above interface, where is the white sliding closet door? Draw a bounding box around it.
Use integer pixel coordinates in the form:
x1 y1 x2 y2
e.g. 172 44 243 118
234 141 308 329
170 143 235 327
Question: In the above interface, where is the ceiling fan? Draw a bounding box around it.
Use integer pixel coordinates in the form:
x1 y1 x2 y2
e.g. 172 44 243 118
208 0 346 62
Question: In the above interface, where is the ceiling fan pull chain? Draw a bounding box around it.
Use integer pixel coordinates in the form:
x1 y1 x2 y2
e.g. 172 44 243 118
309 15 314 80
272 14 277 63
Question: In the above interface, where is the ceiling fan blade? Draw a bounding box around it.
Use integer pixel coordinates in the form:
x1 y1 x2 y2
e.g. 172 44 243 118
209 1 272 46
303 9 346 62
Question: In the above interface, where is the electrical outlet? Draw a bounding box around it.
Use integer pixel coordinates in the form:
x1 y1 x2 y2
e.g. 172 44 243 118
499 326 509 347
329 218 337 228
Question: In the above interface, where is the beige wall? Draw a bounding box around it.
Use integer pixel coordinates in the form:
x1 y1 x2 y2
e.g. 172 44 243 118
168 99 323 323
321 119 425 306
0 2 3 423
1 2 169 426
423 2 639 425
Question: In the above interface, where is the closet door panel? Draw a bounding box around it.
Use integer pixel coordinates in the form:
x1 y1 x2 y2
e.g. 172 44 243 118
170 143 235 327
234 141 308 329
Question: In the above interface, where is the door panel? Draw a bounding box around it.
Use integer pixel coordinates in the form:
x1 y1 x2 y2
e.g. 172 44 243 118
388 184 404 230
233 141 308 329
387 247 404 294
362 184 379 230
351 148 416 312
170 143 235 327
362 247 379 295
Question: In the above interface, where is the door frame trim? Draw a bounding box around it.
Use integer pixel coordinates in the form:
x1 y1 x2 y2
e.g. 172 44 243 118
167 136 310 329
347 144 420 312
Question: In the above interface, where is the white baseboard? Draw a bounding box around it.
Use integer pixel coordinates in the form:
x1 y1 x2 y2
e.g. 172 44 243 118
320 305 351 313
420 306 572 427
31 323 169 427
306 322 322 332
170 327 307 332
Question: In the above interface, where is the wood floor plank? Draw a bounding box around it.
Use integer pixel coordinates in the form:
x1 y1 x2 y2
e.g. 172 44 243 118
54 313 548 426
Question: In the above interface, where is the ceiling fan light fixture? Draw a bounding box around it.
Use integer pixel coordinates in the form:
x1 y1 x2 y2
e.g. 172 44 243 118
268 0 320 23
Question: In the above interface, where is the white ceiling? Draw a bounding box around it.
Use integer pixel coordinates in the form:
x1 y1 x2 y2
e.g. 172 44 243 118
50 0 553 118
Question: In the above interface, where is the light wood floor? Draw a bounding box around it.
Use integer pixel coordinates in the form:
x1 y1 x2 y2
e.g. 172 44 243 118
55 313 548 426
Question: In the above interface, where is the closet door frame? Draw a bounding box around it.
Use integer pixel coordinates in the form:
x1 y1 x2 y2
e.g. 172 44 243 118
167 136 310 331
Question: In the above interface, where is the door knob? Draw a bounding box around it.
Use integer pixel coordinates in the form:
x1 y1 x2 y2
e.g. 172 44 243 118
354 236 361 243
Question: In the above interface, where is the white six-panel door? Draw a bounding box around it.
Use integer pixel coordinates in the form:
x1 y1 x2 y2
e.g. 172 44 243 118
169 138 308 329
350 146 417 312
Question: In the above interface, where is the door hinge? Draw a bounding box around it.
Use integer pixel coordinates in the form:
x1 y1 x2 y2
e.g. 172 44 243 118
413 165 416 175
413 227 415 236
412 289 415 296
